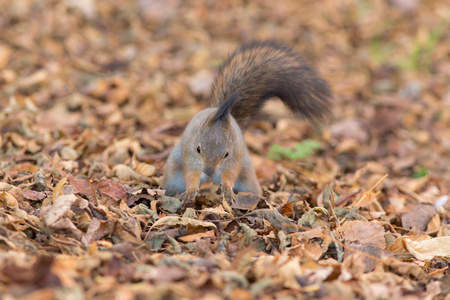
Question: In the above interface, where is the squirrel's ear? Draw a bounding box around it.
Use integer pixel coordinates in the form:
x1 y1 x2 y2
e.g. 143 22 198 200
210 90 239 124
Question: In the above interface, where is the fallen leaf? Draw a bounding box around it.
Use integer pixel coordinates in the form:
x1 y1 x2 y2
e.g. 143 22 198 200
232 193 262 210
41 194 88 239
289 229 332 261
22 190 46 201
425 213 440 232
381 256 427 281
150 216 217 234
330 119 369 143
344 243 393 272
134 161 157 177
97 179 128 202
404 236 450 260
343 221 387 248
83 218 117 245
0 191 19 207
401 204 436 233
113 164 152 183
178 230 216 242
245 209 298 233
299 207 329 227
52 177 67 202
158 196 182 213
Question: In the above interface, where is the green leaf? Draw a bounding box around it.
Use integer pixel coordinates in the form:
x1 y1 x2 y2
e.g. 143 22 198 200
299 207 329 227
267 139 322 161
413 166 428 178
159 196 182 213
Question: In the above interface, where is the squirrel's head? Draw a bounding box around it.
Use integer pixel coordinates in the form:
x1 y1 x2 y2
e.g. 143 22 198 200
196 91 238 176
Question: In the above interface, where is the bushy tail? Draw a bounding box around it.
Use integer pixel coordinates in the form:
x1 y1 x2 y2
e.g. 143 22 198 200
211 40 332 128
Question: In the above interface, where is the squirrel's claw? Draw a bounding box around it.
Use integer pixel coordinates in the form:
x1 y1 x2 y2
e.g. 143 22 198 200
180 188 198 211
221 186 235 204
180 188 198 202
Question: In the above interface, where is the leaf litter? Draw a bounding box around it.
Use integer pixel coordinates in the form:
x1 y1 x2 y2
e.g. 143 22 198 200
1 0 450 299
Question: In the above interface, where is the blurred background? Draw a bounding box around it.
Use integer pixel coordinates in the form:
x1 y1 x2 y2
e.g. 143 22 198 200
2 2 450 297
1 0 449 194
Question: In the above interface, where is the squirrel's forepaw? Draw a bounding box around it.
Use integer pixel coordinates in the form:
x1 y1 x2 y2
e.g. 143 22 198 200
180 188 198 203
221 186 235 204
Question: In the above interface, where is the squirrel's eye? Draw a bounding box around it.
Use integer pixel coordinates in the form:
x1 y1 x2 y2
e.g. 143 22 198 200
224 152 229 158
197 146 201 154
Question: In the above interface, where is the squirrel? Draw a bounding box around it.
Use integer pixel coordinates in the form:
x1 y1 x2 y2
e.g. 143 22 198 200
162 40 332 203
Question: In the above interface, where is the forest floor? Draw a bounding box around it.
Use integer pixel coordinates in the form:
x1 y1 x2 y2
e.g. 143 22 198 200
1 0 450 299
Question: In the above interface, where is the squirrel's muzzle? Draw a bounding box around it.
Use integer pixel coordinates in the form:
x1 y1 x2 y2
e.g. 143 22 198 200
203 167 215 176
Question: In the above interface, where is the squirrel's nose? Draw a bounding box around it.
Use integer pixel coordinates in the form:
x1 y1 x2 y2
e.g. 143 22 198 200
203 167 215 176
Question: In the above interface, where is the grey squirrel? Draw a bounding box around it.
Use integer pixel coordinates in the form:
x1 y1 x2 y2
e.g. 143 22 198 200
162 41 331 203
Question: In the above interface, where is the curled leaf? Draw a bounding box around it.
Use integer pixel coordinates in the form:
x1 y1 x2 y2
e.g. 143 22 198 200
151 216 217 234
404 236 450 260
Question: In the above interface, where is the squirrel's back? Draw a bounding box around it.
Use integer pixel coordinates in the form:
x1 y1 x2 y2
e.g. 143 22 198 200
211 41 332 128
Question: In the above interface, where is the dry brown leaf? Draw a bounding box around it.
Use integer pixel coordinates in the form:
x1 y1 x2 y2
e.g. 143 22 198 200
135 162 157 177
245 209 298 233
401 204 437 233
330 119 369 143
344 243 393 273
0 191 19 207
381 257 427 281
178 230 216 242
0 182 14 192
289 229 332 261
343 221 387 248
41 194 88 239
83 218 117 245
232 193 262 210
404 236 450 260
0 44 12 68
425 213 440 233
113 164 152 183
0 0 449 297
150 216 217 234
97 179 127 202
52 177 68 202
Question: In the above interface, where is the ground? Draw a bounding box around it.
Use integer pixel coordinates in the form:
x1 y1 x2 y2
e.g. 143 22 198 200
0 0 450 299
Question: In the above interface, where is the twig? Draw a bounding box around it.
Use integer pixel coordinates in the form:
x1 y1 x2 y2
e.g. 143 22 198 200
335 189 361 207
327 184 342 238
42 150 68 178
428 266 448 276
354 174 388 207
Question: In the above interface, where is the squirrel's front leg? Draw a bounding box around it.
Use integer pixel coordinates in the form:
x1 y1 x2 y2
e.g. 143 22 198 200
221 170 238 204
180 169 202 202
